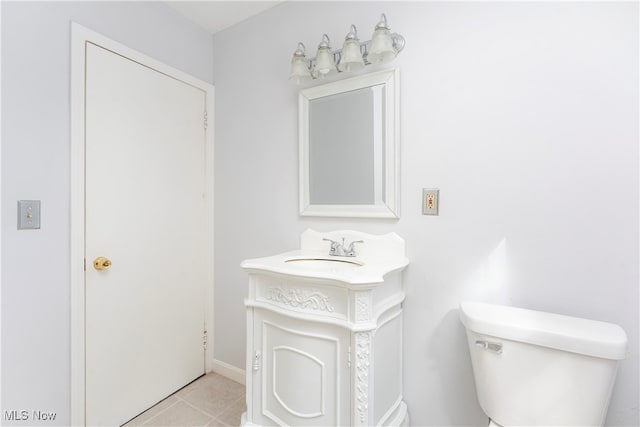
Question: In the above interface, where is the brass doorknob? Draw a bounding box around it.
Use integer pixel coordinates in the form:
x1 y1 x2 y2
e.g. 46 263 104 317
93 257 112 271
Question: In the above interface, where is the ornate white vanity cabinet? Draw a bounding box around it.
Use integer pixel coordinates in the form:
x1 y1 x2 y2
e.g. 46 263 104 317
240 230 409 427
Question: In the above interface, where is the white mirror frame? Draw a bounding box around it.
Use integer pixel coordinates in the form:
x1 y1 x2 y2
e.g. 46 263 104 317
299 68 400 218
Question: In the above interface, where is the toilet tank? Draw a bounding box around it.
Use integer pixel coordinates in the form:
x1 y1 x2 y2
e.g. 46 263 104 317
459 302 627 427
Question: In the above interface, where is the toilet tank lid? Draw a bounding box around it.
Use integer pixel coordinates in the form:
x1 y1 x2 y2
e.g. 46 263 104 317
459 302 627 360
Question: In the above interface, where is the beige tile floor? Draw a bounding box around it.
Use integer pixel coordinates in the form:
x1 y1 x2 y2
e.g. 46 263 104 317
124 373 246 427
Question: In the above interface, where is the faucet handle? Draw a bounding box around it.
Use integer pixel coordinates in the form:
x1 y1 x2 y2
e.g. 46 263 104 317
345 240 364 257
323 238 340 255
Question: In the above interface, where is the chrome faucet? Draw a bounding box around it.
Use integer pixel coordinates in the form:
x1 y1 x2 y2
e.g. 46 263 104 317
323 237 364 257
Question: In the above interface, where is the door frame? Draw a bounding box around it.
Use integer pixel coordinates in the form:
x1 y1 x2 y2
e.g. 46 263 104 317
70 23 215 426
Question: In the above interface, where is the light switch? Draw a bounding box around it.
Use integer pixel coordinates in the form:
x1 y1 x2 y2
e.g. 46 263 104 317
18 200 41 230
422 189 439 215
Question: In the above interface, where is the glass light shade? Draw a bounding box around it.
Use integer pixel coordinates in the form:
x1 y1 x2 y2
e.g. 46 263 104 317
338 38 364 72
289 54 311 84
289 42 312 84
367 26 396 64
314 46 337 77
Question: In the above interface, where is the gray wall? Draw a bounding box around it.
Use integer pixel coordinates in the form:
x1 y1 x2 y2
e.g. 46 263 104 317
1 2 213 425
212 2 639 426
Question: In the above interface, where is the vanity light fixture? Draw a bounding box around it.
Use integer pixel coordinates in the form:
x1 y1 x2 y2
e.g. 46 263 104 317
288 13 405 84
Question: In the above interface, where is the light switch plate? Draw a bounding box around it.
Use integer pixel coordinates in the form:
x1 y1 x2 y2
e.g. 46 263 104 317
18 200 41 229
422 189 439 215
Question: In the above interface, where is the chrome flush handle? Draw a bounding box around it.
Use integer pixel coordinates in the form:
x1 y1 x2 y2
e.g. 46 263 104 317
476 340 503 354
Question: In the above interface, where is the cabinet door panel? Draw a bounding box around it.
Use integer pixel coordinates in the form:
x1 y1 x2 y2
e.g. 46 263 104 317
253 309 350 426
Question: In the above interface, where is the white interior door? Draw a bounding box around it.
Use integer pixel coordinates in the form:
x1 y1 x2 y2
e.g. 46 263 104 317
84 42 208 426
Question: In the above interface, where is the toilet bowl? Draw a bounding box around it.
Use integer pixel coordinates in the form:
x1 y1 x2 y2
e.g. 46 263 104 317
459 302 627 426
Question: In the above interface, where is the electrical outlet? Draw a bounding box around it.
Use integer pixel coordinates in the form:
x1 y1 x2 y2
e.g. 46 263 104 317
422 189 439 215
18 200 41 229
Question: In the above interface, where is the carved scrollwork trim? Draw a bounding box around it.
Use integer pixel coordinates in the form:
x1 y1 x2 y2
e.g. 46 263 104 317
355 332 371 424
267 286 334 312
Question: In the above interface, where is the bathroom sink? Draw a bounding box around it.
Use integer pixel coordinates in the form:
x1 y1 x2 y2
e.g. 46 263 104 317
241 229 409 285
283 255 364 266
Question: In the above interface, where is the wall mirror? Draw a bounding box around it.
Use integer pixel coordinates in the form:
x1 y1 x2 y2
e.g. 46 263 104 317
299 68 400 218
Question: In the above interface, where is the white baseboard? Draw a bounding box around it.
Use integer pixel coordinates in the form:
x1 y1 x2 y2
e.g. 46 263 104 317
209 358 246 385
